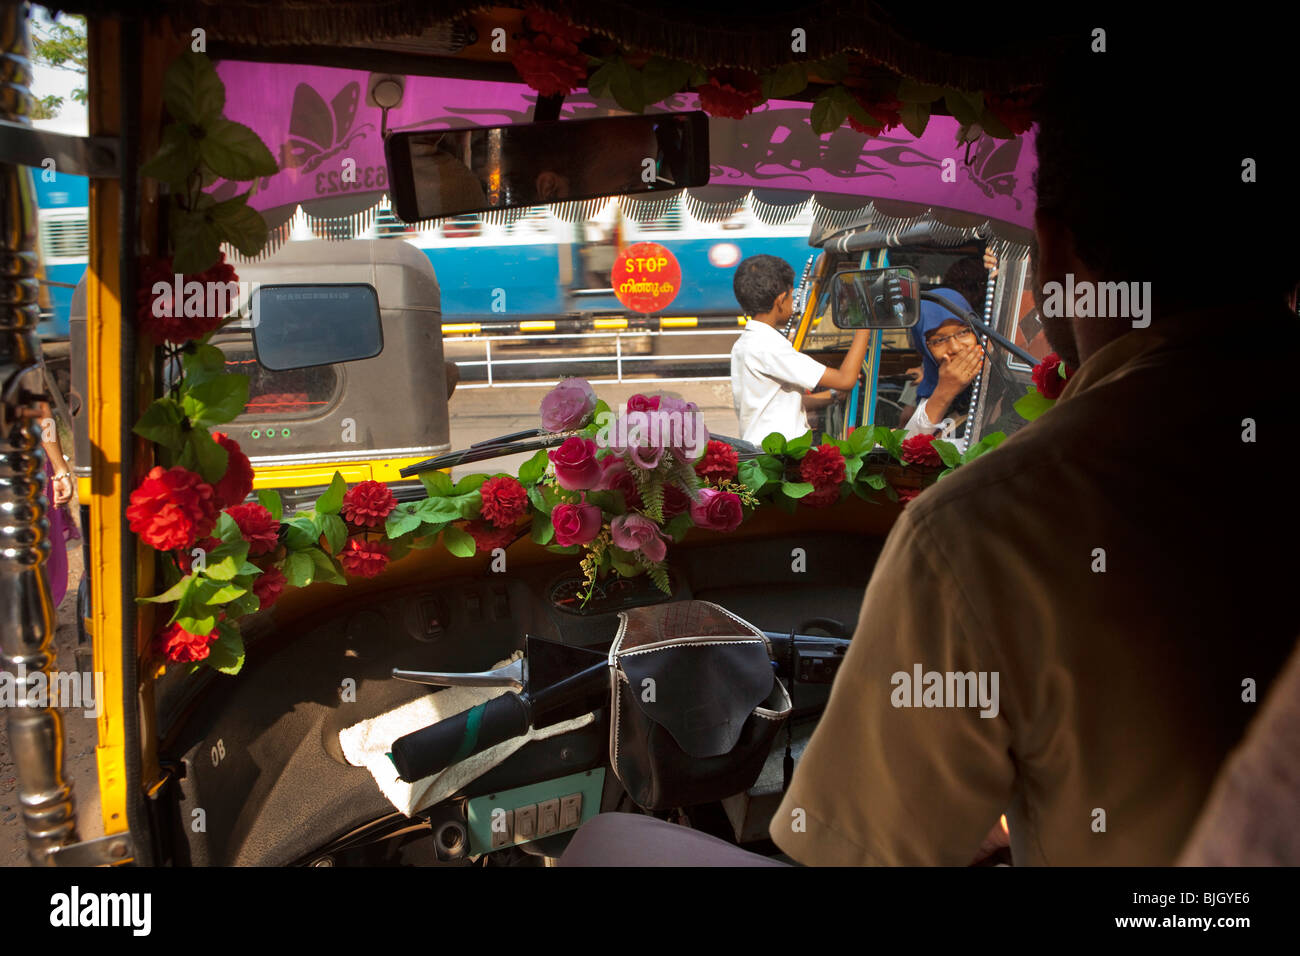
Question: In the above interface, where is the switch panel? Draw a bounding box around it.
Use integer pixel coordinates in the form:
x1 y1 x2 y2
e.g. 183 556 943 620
560 793 583 829
514 804 537 841
537 799 560 836
490 809 514 849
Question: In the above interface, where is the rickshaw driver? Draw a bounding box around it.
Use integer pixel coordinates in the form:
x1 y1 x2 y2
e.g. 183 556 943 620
900 289 984 438
766 45 1300 866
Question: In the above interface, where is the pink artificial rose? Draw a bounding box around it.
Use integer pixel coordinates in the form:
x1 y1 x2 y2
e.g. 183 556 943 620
626 394 661 413
540 377 597 432
689 488 744 532
595 454 643 509
549 436 602 490
655 396 710 461
611 513 668 563
612 411 665 470
552 502 602 547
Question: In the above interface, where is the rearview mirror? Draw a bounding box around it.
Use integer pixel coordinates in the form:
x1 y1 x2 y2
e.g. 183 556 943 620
830 268 920 329
385 112 710 221
252 284 383 371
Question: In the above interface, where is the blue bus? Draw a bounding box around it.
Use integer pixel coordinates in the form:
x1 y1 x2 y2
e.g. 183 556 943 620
32 169 89 339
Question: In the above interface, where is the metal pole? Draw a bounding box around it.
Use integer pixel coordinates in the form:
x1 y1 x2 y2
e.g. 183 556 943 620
0 1 80 864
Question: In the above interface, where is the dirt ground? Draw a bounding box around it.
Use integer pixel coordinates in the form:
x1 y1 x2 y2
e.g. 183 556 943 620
0 521 103 867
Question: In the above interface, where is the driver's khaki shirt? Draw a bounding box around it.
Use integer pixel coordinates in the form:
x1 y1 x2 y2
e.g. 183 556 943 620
773 303 1300 866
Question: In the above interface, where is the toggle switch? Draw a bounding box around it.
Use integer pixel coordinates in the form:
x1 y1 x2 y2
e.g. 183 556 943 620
560 793 583 829
537 799 560 837
514 804 537 841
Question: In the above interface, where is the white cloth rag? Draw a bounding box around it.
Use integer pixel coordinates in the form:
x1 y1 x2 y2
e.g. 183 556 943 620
339 653 597 817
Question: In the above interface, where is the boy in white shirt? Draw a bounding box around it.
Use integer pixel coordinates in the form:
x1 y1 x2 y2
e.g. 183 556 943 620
730 255 871 445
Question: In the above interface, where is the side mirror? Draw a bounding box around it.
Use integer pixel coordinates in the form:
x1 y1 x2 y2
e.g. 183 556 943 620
251 284 384 371
830 268 920 329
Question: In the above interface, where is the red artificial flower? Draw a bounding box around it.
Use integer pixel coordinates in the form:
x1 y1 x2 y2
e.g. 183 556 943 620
1032 352 1074 400
210 432 254 509
136 252 239 344
524 5 588 44
479 476 530 529
339 536 391 578
895 487 921 507
513 34 588 97
340 480 398 529
799 445 846 491
127 465 221 552
986 91 1036 135
155 619 219 664
802 485 842 508
466 519 519 553
695 439 739 483
662 483 692 518
596 456 643 510
176 536 220 574
848 94 903 136
252 564 286 611
225 502 280 556
901 433 943 467
696 69 764 119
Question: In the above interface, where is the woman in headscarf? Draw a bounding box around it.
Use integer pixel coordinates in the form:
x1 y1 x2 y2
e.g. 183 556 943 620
900 287 985 438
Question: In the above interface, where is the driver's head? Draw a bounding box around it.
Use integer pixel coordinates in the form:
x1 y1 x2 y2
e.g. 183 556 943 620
925 320 977 363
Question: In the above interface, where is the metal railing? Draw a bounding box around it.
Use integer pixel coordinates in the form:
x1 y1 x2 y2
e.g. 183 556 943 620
448 327 746 389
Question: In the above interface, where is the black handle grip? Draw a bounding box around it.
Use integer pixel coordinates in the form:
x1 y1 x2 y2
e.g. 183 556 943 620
390 692 531 782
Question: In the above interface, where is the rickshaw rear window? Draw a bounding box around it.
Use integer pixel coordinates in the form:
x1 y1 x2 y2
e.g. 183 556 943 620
221 344 341 419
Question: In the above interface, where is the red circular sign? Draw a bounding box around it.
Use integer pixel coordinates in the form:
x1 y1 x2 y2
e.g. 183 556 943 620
612 242 681 313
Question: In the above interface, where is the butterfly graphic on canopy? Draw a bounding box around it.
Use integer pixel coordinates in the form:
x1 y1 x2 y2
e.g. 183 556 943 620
279 82 375 173
963 134 1023 209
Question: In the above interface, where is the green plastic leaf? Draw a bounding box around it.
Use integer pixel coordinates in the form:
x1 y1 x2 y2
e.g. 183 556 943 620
780 481 815 499
140 123 200 186
609 547 641 577
897 78 946 103
663 513 694 543
319 512 347 554
978 107 1013 140
517 450 549 486
936 467 955 481
860 472 888 490
545 544 580 555
641 56 696 104
386 506 423 539
257 488 283 521
785 432 814 456
761 432 788 455
586 56 620 100
530 510 555 545
527 483 564 516
182 343 228 387
182 373 249 428
283 515 319 550
900 101 930 139
944 89 984 127
224 592 261 618
844 455 863 483
761 62 808 99
808 53 849 83
163 51 225 127
772 490 799 514
419 471 455 497
737 459 772 493
810 86 851 134
184 428 229 485
1013 386 1055 422
284 550 315 587
207 582 248 603
204 552 243 582
308 547 347 585
214 512 242 545
417 496 461 523
171 207 222 275
137 575 194 604
962 431 1008 464
442 525 476 558
315 471 347 515
204 620 245 675
132 398 187 451
449 491 482 520
453 473 489 495
209 191 269 257
199 117 278 181
931 439 963 468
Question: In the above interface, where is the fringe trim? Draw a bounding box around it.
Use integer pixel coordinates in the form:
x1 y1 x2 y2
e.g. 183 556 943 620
60 1 1054 93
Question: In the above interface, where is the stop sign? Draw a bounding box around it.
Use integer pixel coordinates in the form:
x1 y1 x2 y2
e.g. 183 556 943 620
612 242 681 313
